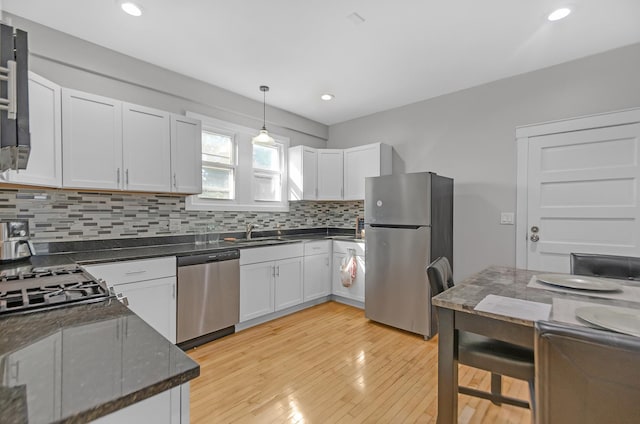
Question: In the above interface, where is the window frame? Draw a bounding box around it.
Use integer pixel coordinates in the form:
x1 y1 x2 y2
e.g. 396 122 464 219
185 112 290 212
200 129 237 200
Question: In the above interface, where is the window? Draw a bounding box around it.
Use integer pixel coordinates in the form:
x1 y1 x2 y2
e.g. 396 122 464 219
253 142 283 202
185 113 289 212
200 131 235 200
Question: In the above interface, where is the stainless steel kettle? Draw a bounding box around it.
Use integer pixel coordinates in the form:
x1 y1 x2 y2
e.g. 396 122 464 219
0 220 34 262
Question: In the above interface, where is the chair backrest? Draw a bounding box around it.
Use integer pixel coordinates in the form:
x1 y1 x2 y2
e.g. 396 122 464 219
535 321 640 424
426 256 454 296
570 253 640 281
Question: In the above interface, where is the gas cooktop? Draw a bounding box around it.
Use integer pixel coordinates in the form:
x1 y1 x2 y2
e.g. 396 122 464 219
0 267 110 316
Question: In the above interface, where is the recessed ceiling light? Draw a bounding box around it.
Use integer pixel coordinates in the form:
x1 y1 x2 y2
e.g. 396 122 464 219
321 94 335 101
548 8 571 21
121 2 143 17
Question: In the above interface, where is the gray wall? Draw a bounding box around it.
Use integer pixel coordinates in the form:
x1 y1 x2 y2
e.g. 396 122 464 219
7 13 328 148
329 43 640 280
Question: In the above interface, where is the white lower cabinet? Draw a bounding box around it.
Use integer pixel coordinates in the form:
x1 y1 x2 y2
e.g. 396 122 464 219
239 244 304 322
3 333 62 423
303 241 331 301
274 257 304 310
82 257 177 343
331 241 366 303
92 386 186 424
239 262 275 321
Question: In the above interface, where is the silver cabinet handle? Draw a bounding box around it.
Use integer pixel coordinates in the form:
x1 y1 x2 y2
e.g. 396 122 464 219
272 266 276 277
276 265 280 277
125 169 129 185
117 168 121 184
173 173 177 188
125 270 146 275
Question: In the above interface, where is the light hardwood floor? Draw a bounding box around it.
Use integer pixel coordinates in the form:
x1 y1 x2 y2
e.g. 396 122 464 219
188 301 531 423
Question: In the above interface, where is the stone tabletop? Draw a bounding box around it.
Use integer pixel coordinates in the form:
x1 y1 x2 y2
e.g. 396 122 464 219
0 299 200 424
431 265 640 326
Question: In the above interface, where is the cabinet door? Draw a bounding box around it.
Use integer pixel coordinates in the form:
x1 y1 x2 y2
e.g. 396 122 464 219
4 332 61 423
288 146 317 201
2 72 62 187
92 388 179 424
302 147 318 199
61 319 122 414
122 103 171 192
240 262 275 322
171 115 202 194
114 277 177 343
344 144 379 200
303 253 330 301
317 149 343 200
332 253 365 302
62 88 122 190
274 257 303 311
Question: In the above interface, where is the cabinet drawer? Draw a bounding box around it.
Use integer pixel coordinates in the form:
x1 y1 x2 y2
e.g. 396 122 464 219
304 240 331 256
333 241 365 256
83 256 176 286
240 243 304 265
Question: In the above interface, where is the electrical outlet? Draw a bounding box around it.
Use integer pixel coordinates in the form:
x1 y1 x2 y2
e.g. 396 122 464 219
169 219 181 232
500 212 514 225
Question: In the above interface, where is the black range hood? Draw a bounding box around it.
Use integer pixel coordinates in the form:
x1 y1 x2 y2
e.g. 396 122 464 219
0 23 29 172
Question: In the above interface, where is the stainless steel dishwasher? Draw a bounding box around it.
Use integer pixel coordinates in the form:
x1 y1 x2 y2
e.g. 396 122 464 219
176 249 240 349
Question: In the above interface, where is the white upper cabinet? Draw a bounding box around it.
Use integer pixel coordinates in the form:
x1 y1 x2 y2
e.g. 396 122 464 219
317 149 344 200
288 145 318 200
171 115 202 194
61 87 201 194
288 143 392 201
1 72 62 187
122 103 172 192
343 142 392 200
62 88 123 190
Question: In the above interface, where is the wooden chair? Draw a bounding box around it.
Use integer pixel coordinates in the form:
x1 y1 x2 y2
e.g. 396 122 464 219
570 252 640 281
427 256 535 409
535 321 640 423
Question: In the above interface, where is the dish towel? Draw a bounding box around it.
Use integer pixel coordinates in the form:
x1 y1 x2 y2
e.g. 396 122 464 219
340 253 357 287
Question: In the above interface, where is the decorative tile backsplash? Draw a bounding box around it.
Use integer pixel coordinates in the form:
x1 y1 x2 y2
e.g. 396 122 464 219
0 189 364 241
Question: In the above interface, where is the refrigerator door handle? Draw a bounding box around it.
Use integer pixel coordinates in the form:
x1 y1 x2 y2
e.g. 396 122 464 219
368 224 422 230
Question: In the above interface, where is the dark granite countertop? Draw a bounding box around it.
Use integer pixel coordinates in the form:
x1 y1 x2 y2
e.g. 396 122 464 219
0 299 200 424
13 228 363 268
432 265 640 326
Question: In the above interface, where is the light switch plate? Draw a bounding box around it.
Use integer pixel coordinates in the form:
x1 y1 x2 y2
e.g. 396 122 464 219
500 212 514 225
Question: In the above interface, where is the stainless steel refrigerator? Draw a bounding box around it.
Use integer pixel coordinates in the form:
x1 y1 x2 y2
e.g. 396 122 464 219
364 172 453 339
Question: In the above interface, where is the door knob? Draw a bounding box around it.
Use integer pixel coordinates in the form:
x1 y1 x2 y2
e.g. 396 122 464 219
530 234 539 242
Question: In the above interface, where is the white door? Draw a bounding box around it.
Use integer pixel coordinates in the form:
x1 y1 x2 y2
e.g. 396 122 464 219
274 256 303 311
171 115 202 194
3 72 62 187
303 253 330 301
239 262 275 322
114 277 177 343
343 144 379 200
122 103 172 192
317 149 343 200
302 147 318 200
526 123 640 272
62 89 122 190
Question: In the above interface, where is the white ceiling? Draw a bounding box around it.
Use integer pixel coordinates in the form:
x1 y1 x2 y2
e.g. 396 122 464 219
3 0 640 125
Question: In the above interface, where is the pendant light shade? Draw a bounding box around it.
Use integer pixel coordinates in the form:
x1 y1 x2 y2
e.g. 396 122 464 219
252 85 275 144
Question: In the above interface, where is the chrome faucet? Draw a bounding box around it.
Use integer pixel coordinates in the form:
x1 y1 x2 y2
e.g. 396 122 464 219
246 223 258 240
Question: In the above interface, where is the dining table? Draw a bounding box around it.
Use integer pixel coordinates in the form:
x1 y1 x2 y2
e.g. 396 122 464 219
431 265 640 424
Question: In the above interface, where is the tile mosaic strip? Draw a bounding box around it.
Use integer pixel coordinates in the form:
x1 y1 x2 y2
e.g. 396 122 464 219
0 188 364 241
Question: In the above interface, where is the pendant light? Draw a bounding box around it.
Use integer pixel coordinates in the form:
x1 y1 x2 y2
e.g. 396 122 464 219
252 85 275 144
